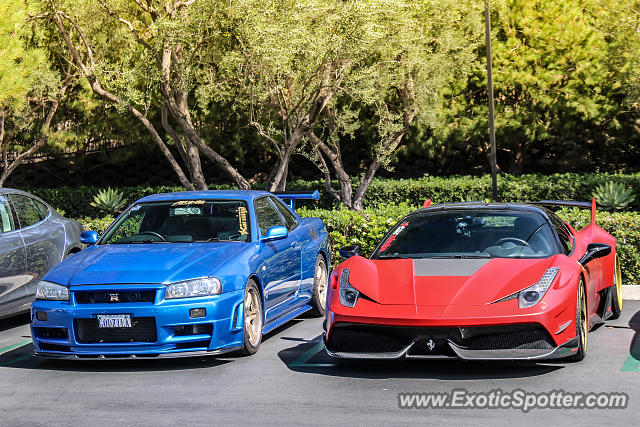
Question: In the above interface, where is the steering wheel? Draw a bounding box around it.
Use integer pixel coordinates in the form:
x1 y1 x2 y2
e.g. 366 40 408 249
139 231 166 241
496 237 531 247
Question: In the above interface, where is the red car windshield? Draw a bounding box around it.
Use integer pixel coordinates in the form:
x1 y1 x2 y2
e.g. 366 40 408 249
373 210 559 259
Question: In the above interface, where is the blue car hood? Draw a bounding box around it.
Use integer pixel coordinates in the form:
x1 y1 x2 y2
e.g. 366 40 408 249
45 243 250 286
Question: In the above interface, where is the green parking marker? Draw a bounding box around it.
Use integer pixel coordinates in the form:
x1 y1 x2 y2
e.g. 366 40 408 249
289 340 335 367
0 339 33 367
0 339 32 356
621 337 640 372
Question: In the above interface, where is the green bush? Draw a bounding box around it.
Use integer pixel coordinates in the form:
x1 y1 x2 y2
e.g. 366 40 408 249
298 206 640 285
592 181 636 210
28 172 640 218
78 216 115 235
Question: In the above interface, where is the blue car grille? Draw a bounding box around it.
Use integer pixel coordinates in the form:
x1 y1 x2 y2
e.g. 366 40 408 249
75 317 157 343
75 290 156 304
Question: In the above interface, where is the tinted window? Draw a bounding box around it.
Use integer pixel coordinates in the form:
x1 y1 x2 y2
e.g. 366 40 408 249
373 209 558 259
11 195 44 228
254 197 285 236
270 197 298 231
33 199 49 218
548 212 574 254
0 196 16 233
101 199 251 244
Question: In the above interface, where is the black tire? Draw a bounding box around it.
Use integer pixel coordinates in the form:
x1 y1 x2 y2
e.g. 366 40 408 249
239 280 263 356
309 255 328 317
610 255 623 319
567 280 588 362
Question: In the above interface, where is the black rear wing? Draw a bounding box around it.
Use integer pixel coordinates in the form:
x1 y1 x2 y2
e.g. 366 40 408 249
273 190 320 210
529 198 597 224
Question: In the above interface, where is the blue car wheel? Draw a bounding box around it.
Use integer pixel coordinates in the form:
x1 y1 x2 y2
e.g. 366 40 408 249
310 255 328 317
240 280 263 355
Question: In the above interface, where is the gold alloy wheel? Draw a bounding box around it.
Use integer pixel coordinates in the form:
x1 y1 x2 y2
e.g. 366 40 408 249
615 255 623 310
244 287 262 347
579 282 588 351
316 259 327 310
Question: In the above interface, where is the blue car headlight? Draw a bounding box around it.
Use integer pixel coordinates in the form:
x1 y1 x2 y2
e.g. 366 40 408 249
164 277 222 299
35 281 69 301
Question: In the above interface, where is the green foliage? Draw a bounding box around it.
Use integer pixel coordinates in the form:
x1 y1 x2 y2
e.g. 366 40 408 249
27 172 640 217
79 215 115 235
434 0 640 174
593 181 636 211
297 203 416 260
295 205 640 285
89 187 126 215
556 208 640 285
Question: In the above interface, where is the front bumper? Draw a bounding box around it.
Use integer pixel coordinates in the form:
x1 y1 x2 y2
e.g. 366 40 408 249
323 325 578 360
30 285 245 359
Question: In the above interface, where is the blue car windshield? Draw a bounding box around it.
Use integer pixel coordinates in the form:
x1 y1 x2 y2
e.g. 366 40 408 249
101 199 251 244
372 209 559 259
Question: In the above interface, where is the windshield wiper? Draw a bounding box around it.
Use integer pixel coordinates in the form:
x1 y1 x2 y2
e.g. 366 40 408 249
376 254 410 259
114 239 163 244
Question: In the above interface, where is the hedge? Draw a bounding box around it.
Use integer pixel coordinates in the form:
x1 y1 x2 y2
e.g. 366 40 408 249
28 172 640 218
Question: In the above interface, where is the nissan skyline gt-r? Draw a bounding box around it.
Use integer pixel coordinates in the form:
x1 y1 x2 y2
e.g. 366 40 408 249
324 200 621 362
1 188 83 320
30 190 330 359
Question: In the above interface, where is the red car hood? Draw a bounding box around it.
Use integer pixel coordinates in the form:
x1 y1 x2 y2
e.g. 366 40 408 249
347 256 557 306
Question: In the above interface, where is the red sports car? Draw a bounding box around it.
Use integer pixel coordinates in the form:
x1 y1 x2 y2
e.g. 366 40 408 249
323 200 622 361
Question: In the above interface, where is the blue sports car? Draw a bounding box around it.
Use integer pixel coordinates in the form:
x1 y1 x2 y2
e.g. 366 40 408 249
30 190 330 359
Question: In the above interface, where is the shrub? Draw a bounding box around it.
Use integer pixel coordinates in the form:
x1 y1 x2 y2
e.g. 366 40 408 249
29 172 640 217
79 216 115 235
90 187 127 215
593 181 636 211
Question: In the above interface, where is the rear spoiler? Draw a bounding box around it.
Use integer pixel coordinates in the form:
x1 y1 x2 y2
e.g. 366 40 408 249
273 190 320 210
529 198 597 224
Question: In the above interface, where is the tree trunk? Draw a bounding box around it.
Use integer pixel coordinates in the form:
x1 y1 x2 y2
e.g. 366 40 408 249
0 84 67 187
352 160 381 211
265 127 303 192
53 12 196 191
308 131 353 208
160 49 250 190
510 141 529 175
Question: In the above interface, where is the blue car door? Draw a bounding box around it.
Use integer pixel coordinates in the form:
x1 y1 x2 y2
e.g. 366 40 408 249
0 195 28 317
254 197 302 322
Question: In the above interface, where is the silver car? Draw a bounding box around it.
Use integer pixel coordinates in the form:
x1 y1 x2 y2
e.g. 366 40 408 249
0 188 83 319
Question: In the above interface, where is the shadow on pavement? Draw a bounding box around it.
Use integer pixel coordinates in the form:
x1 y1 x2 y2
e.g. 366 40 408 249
0 313 30 333
629 310 640 361
277 335 564 380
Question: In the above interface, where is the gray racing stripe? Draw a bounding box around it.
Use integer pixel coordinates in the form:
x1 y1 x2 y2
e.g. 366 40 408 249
413 259 490 276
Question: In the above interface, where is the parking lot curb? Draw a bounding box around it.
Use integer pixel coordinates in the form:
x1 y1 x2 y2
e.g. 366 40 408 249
623 285 640 300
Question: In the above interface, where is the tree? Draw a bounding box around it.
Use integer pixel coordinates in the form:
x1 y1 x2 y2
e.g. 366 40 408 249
303 0 483 209
40 0 253 190
0 0 74 187
224 0 377 192
436 0 637 175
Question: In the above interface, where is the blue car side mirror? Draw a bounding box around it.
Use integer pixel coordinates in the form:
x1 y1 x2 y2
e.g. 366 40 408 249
80 230 99 245
261 225 288 242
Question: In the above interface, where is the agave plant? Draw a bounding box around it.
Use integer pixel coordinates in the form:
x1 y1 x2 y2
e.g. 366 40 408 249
593 181 636 211
90 187 127 215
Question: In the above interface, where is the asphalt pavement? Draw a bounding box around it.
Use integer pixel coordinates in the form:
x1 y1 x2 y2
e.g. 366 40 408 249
1 302 639 427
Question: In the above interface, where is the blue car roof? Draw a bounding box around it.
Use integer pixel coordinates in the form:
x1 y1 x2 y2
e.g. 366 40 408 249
136 190 273 203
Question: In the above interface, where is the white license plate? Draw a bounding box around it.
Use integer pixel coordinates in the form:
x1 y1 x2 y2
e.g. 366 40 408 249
97 314 132 328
